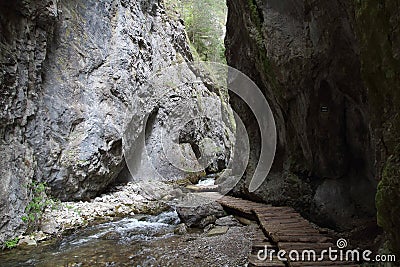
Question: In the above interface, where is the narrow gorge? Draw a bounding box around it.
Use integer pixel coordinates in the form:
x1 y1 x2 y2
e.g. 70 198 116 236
0 0 399 266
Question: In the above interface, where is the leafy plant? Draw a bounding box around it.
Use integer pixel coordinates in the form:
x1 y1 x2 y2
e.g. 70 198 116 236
21 181 56 233
4 237 19 249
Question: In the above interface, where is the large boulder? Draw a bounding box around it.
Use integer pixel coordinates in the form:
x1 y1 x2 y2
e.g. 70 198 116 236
176 202 225 228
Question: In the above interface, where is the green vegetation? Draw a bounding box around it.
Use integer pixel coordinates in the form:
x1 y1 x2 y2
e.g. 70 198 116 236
164 0 227 63
22 181 59 233
4 237 19 249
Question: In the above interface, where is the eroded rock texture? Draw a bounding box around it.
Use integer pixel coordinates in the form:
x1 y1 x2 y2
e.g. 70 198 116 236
0 0 58 246
226 0 399 253
355 0 400 256
225 0 377 229
0 0 232 244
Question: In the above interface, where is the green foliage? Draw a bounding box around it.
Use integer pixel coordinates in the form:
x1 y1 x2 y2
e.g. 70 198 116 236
22 182 58 233
4 237 19 249
164 0 227 63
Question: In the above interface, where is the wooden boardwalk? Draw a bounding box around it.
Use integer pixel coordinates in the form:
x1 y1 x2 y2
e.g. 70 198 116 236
217 196 359 267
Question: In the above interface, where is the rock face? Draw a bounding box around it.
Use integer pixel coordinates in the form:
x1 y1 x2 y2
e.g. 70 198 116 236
355 0 400 256
225 0 393 231
0 0 232 244
0 0 58 247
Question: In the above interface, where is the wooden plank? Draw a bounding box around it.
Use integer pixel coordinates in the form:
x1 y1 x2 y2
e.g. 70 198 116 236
221 203 253 211
252 236 272 243
259 221 317 230
217 196 354 267
254 209 303 218
252 242 279 251
260 222 318 232
220 206 257 220
258 216 305 222
264 228 318 236
257 217 308 224
248 255 287 267
278 242 334 250
272 235 330 243
259 218 309 225
269 231 320 236
264 217 304 222
254 207 296 213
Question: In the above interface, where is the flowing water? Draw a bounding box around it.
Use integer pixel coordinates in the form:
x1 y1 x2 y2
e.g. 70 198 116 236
197 178 215 186
0 211 184 267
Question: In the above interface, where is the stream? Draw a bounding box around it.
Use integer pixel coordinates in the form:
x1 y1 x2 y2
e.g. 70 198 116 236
0 176 255 267
0 211 184 266
0 207 254 267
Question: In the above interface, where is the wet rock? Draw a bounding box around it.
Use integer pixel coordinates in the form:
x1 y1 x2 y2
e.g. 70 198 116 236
215 216 242 227
198 215 217 228
102 231 121 240
176 202 225 228
32 231 48 242
18 237 37 247
41 218 59 235
174 223 188 235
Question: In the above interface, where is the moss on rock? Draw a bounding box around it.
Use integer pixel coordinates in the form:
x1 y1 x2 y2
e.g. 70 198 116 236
246 0 280 98
355 0 400 256
376 144 400 256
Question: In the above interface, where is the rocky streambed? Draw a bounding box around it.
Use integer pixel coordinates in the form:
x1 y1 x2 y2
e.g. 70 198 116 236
0 182 257 266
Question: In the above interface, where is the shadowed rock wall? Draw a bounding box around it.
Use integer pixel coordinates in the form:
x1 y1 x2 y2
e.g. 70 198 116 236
226 0 399 254
225 0 377 229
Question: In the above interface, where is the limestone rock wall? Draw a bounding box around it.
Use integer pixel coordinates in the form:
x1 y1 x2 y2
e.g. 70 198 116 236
0 0 232 244
0 0 58 246
225 0 378 229
355 0 400 256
